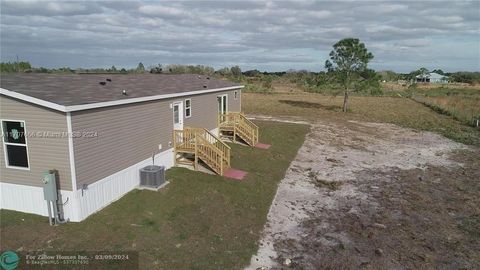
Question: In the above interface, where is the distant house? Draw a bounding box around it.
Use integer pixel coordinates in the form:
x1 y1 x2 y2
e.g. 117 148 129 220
415 72 449 83
0 74 259 222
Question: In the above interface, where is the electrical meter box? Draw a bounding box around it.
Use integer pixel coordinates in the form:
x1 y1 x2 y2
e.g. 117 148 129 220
42 170 58 201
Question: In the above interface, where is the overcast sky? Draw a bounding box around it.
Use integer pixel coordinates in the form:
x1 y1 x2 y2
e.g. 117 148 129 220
1 0 479 72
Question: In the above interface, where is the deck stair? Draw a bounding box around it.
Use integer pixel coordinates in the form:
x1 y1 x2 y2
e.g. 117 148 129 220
218 112 259 147
173 127 231 176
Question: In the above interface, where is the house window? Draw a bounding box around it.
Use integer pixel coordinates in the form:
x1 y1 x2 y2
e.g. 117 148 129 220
173 105 180 124
185 99 192 118
2 120 29 169
234 91 238 100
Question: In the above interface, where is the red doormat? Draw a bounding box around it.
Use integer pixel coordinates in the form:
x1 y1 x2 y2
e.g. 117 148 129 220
224 168 248 180
254 143 271 149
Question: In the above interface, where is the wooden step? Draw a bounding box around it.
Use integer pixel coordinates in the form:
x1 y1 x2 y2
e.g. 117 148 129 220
218 112 259 147
176 158 194 165
173 127 230 176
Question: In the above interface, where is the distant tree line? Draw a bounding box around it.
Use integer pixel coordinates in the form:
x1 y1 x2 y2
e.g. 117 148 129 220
149 64 215 75
0 61 247 78
2 61 479 86
149 64 244 79
0 61 33 72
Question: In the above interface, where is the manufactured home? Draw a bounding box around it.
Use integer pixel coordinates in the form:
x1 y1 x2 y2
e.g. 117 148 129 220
0 74 257 221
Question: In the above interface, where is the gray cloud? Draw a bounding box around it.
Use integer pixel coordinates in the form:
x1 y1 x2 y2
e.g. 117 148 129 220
1 0 479 72
1 0 103 16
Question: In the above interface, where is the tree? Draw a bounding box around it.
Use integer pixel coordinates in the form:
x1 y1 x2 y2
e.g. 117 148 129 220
149 64 163 74
432 69 444 75
243 69 261 77
230 65 242 77
357 69 382 95
418 67 429 75
216 67 231 76
325 38 374 112
0 61 32 72
413 67 430 82
136 62 145 73
377 70 399 82
451 72 480 84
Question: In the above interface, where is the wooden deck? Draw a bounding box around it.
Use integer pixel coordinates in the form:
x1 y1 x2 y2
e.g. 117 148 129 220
173 127 231 176
173 112 258 176
218 112 259 147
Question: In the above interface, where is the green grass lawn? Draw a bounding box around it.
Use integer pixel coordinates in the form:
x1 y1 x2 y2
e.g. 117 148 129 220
0 121 309 269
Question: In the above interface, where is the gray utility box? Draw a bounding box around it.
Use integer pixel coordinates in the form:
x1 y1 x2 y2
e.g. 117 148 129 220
140 165 165 188
42 170 58 201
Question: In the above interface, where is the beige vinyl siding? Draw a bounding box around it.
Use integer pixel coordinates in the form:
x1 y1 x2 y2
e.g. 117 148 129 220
71 99 171 189
230 89 241 112
0 95 72 190
71 89 241 189
184 90 241 129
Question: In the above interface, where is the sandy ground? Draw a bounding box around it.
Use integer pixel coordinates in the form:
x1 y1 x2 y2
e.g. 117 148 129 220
247 117 479 269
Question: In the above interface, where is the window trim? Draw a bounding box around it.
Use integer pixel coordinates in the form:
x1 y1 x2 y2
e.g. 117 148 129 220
217 94 228 114
234 90 238 100
1 119 30 170
172 102 181 125
185 98 192 118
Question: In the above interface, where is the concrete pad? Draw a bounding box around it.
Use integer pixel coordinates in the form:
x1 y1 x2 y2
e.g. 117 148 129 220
136 181 170 191
224 168 248 180
255 143 271 149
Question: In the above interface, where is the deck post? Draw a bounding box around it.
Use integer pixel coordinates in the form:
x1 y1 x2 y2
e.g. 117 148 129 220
227 148 230 168
233 122 236 142
220 153 223 176
194 131 198 171
173 131 177 166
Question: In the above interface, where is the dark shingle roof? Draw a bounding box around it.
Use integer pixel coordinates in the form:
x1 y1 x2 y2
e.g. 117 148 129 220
0 73 241 107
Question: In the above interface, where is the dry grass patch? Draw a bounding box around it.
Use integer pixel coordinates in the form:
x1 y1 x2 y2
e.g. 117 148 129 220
243 92 480 146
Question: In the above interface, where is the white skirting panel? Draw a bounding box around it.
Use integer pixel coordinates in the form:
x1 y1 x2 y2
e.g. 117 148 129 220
0 182 77 220
74 148 174 221
1 148 175 222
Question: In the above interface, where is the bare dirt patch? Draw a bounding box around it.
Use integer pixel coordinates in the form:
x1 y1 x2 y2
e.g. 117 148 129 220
247 119 479 269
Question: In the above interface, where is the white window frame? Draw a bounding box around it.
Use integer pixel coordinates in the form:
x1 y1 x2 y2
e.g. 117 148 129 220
172 101 184 130
217 94 228 114
234 90 238 100
185 98 192 118
1 119 30 170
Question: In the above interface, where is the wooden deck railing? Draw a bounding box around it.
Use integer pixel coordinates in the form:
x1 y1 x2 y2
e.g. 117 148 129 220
218 112 259 146
173 127 231 175
173 127 200 153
